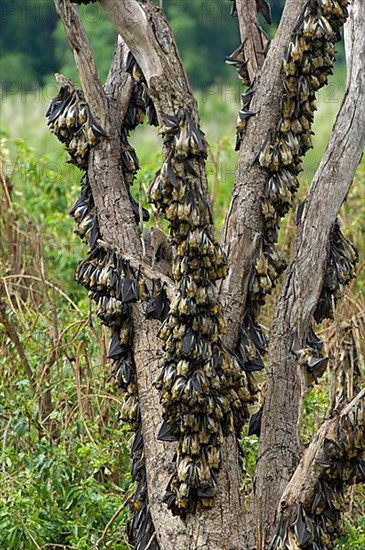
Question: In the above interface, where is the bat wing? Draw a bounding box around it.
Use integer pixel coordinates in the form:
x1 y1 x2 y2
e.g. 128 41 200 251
157 420 179 442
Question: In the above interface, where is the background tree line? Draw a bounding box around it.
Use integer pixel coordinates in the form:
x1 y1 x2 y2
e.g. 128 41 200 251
2 0 287 89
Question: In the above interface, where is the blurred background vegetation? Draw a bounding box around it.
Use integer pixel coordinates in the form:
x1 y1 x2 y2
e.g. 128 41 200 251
0 0 364 548
0 0 291 89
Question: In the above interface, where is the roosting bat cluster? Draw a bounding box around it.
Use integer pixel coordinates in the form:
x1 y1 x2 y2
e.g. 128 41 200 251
293 219 358 388
257 0 349 230
228 0 352 427
228 0 285 432
75 245 158 550
125 53 158 129
46 86 106 169
46 78 159 549
122 52 158 223
148 111 251 514
229 0 271 150
314 221 358 324
257 0 349 256
270 394 365 549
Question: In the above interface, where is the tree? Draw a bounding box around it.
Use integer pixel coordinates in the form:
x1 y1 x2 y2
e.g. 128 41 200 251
47 1 365 548
0 0 58 88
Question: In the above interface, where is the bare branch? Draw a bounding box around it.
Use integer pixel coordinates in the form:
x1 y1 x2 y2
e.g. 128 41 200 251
54 0 109 126
49 70 141 259
93 500 129 549
52 14 174 278
235 0 265 81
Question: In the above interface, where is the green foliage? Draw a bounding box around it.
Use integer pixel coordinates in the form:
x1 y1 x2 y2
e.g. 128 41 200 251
2 138 83 299
0 53 36 89
164 0 239 87
51 1 241 89
0 0 58 88
0 141 133 549
337 516 365 549
0 438 130 549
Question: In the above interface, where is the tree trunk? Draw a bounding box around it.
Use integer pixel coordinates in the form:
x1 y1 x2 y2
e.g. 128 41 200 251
51 1 365 548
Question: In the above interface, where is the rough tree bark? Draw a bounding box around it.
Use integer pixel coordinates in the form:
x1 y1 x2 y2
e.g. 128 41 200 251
51 1 364 549
220 0 307 347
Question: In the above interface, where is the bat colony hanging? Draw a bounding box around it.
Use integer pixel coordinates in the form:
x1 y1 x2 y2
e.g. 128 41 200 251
49 0 361 547
270 395 365 549
46 65 159 549
148 112 252 514
228 0 357 444
46 85 107 170
292 220 358 392
227 0 287 439
232 0 362 548
226 0 286 435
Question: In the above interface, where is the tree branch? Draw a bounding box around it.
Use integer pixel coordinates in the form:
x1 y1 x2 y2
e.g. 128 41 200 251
253 0 365 544
235 0 265 81
104 35 131 101
100 0 163 84
99 0 193 115
281 387 365 509
98 0 212 244
273 388 365 547
220 0 308 349
52 3 144 259
54 0 109 127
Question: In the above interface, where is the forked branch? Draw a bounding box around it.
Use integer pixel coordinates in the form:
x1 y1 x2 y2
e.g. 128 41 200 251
99 0 194 115
281 387 365 509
